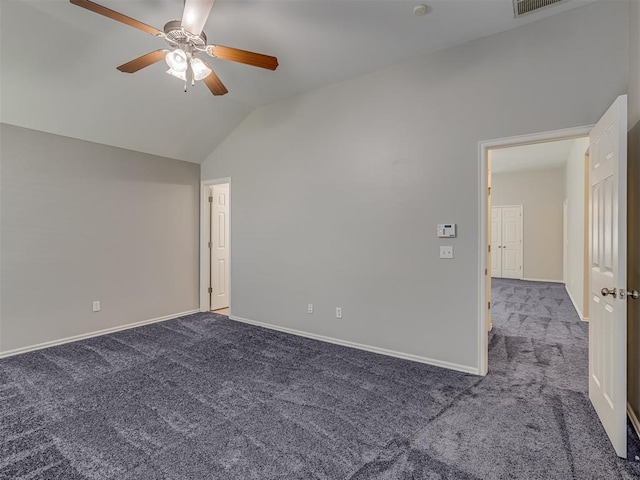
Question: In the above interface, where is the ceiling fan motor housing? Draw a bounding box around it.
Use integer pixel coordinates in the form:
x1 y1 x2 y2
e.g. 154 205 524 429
163 20 207 50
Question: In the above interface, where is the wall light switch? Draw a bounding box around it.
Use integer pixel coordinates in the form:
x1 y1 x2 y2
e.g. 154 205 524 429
440 246 454 259
92 301 101 312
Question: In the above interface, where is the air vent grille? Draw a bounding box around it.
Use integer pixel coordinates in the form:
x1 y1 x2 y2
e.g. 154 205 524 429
513 0 566 17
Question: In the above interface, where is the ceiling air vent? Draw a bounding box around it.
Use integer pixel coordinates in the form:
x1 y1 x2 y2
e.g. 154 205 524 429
513 0 566 17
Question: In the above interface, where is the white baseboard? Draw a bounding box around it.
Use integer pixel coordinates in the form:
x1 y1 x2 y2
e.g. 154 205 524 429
520 277 564 283
229 315 479 375
628 403 640 441
565 285 585 321
0 309 200 359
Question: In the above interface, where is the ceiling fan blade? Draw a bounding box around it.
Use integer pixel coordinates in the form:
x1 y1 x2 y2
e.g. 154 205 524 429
181 0 215 35
117 50 167 73
202 67 228 96
206 45 278 71
70 0 162 36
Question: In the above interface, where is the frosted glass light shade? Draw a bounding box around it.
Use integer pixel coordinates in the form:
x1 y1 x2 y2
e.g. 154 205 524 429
191 58 212 81
166 68 187 81
165 49 188 73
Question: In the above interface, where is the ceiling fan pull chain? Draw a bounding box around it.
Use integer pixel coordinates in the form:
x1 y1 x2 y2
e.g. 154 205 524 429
184 80 187 93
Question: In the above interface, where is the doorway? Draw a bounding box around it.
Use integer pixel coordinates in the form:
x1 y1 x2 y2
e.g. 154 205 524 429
484 135 590 360
478 96 629 458
477 125 592 374
200 178 231 315
486 136 590 355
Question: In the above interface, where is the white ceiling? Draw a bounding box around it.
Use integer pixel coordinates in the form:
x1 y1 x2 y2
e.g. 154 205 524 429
0 0 598 163
491 138 582 174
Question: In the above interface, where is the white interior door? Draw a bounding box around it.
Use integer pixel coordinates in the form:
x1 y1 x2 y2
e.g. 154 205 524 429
491 206 523 278
588 95 627 458
491 207 502 277
500 206 523 279
210 183 230 311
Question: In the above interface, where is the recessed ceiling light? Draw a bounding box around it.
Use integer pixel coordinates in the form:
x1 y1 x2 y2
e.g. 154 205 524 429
413 4 428 16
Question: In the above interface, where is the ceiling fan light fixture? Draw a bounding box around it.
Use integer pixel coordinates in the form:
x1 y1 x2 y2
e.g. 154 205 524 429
166 68 187 81
165 48 188 73
191 58 212 81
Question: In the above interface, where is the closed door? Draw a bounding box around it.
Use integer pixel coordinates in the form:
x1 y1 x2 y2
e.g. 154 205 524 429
501 206 522 279
588 95 627 458
491 206 523 279
210 183 230 311
490 208 502 277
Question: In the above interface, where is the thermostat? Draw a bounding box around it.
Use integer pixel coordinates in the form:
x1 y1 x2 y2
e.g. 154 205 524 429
437 224 457 238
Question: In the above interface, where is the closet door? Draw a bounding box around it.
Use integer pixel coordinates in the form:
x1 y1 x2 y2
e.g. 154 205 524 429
501 206 523 279
491 207 502 277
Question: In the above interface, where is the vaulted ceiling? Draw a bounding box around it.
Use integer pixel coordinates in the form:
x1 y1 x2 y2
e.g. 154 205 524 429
1 0 598 163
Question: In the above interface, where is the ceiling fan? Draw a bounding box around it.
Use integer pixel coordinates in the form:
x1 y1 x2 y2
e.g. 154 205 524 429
69 0 279 96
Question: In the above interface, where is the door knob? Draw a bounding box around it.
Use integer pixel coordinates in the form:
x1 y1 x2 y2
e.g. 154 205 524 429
629 290 639 300
601 287 617 298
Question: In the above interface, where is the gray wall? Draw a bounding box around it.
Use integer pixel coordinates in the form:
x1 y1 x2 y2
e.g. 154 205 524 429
0 124 200 353
201 1 629 371
492 168 566 282
628 0 640 434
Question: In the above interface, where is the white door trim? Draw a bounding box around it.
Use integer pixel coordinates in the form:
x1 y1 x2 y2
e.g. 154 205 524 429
563 199 568 284
477 125 593 375
200 177 232 313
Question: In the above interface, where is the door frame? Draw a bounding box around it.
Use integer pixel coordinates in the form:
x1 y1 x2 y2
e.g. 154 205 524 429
563 199 568 284
477 125 592 375
200 177 232 313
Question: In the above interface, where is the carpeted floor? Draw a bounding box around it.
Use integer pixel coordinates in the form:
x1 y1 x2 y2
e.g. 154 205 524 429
1 279 639 479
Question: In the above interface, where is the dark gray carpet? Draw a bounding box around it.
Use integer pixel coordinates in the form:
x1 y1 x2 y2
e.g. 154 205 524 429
1 279 639 479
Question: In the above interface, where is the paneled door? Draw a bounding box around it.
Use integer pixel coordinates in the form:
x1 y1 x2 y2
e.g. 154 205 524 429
588 95 627 458
210 183 230 311
490 208 502 277
491 206 523 279
501 206 523 279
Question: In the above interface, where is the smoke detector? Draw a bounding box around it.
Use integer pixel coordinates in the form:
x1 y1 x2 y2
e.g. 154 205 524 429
413 4 428 16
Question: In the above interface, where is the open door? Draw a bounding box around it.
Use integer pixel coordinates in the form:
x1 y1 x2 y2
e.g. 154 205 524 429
589 95 627 458
210 183 230 311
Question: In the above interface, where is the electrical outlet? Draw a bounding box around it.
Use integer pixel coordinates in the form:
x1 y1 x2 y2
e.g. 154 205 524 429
308 303 313 314
92 301 101 312
336 307 342 319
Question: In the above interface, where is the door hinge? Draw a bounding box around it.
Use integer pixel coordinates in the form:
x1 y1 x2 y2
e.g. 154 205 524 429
487 187 491 195
208 287 213 294
488 245 491 253
488 301 491 310
208 196 213 203
208 241 212 249
485 268 488 275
